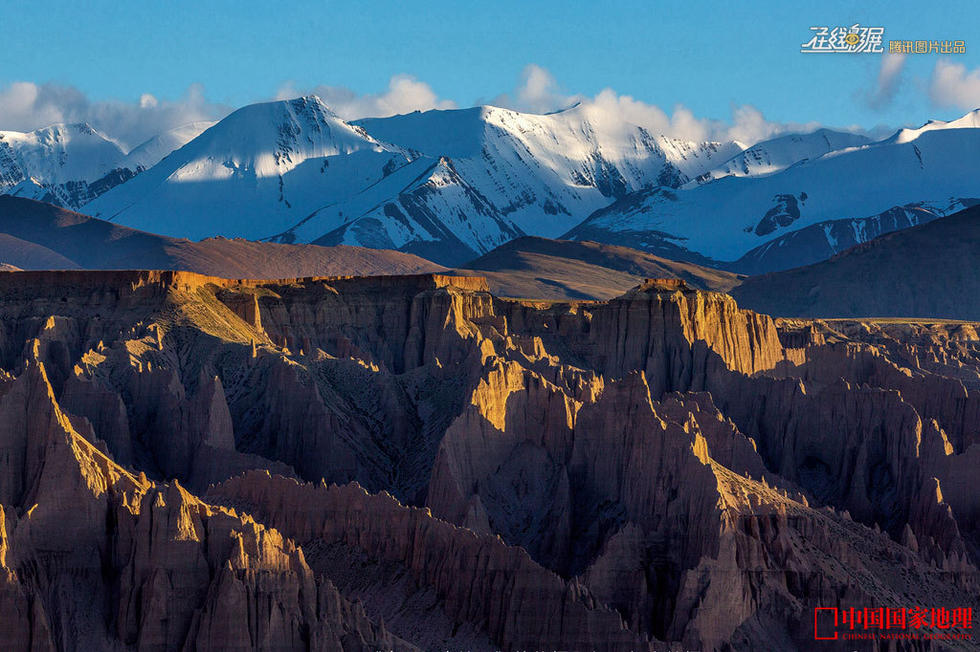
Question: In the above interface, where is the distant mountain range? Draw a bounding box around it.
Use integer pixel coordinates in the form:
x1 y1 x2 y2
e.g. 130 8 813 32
685 127 872 185
5 194 980 321
3 97 979 271
732 203 980 320
567 110 980 270
566 110 980 267
81 97 740 265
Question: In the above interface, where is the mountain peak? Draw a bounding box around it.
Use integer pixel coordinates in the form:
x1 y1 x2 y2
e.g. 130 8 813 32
286 94 339 117
220 94 343 126
67 121 97 134
947 107 980 127
28 121 103 139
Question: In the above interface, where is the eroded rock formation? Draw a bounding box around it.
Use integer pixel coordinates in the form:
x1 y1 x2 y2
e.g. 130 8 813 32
0 269 978 650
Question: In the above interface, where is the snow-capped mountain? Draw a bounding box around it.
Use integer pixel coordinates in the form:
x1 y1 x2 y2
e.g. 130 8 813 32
350 103 742 237
276 102 745 259
687 128 871 186
566 110 980 270
85 96 414 241
0 123 132 208
8 96 978 272
0 120 209 210
731 199 973 273
885 108 980 143
85 97 745 264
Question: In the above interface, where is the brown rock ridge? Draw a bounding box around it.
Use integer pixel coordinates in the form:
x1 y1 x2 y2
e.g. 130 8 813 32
455 235 742 300
731 203 980 320
0 195 445 278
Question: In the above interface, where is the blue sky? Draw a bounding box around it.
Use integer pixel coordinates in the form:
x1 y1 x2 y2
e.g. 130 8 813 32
2 0 979 144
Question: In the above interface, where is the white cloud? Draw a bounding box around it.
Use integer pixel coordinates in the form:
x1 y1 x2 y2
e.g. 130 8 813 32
0 81 229 150
0 75 454 151
515 64 573 114
277 74 456 120
0 81 66 130
488 64 582 116
865 53 907 109
929 59 980 110
0 65 884 153
489 64 824 145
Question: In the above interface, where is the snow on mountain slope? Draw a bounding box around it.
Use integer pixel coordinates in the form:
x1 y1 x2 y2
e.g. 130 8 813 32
731 199 976 273
11 94 979 275
280 155 526 264
0 123 134 208
84 97 745 264
0 120 212 210
566 113 980 266
121 120 216 172
86 96 416 240
688 128 871 186
887 108 980 144
0 123 125 185
354 103 743 238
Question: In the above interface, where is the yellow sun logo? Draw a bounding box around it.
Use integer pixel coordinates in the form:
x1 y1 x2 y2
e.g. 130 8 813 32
844 32 861 46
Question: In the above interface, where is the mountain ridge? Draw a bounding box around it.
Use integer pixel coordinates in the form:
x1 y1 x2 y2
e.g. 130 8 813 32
84 96 748 264
566 115 980 268
6 99 980 273
731 203 980 319
457 235 741 300
0 195 445 278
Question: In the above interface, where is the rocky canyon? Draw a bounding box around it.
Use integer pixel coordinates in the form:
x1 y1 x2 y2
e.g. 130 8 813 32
0 269 978 651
